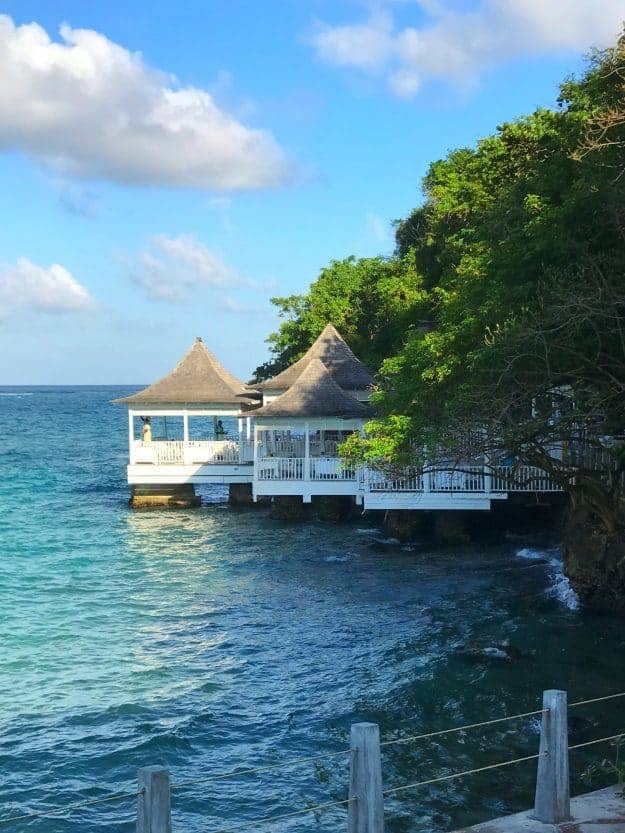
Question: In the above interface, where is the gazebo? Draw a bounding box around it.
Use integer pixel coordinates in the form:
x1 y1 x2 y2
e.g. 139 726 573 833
113 338 256 499
256 323 374 404
252 358 373 502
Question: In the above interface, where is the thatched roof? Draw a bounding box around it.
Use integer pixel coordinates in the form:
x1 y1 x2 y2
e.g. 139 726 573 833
253 359 374 419
257 324 374 391
112 337 253 406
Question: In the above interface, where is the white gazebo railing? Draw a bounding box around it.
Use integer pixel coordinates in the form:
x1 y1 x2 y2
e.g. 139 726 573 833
130 439 254 466
256 457 356 481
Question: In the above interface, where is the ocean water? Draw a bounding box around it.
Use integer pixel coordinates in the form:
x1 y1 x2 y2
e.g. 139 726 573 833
1 386 624 833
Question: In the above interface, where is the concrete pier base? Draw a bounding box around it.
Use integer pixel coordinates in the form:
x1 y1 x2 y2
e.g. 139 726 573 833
130 484 201 509
228 483 255 507
312 495 356 522
452 786 625 833
270 495 311 521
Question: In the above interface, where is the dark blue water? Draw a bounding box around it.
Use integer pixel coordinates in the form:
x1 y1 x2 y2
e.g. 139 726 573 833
1 387 623 833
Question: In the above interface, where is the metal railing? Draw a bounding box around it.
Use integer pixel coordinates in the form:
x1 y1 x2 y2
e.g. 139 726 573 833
3 688 621 832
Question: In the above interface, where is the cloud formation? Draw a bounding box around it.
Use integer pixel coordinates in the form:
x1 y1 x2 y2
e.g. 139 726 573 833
0 258 94 314
310 1 625 98
0 15 289 189
131 233 242 303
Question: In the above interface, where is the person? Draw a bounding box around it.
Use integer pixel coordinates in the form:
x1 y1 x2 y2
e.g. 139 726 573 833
140 416 152 443
215 419 228 439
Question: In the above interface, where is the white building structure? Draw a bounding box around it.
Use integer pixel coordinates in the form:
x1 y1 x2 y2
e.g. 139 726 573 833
114 329 562 509
252 359 372 503
113 337 256 501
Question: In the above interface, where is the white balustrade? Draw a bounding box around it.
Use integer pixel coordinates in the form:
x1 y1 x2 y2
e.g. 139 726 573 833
367 464 561 494
256 457 305 480
131 439 254 467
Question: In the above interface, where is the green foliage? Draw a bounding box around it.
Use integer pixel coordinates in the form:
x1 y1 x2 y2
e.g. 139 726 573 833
258 34 625 525
251 254 429 381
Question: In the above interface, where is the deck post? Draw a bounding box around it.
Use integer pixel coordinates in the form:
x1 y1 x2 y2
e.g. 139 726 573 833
182 412 189 465
128 410 135 464
137 767 171 833
304 421 310 481
348 722 384 833
484 455 492 495
533 689 570 824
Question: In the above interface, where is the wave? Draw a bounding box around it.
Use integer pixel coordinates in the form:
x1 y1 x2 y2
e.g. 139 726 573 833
515 546 580 611
0 392 34 397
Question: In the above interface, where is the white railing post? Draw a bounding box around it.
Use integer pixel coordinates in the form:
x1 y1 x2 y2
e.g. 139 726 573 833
534 690 570 824
128 410 135 464
348 723 384 833
304 423 311 482
137 767 171 833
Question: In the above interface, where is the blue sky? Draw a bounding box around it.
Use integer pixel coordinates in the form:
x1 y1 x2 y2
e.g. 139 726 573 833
0 0 622 384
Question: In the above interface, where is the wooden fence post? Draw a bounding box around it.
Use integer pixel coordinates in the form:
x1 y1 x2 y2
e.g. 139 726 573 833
137 767 172 833
534 690 570 824
348 722 384 833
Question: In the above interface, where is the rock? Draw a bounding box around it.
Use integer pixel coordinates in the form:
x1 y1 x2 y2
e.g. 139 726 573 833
456 639 525 663
563 506 625 615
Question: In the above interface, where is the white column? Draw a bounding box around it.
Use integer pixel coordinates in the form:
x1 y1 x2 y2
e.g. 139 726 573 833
246 417 251 441
128 410 134 463
304 421 310 481
183 411 189 465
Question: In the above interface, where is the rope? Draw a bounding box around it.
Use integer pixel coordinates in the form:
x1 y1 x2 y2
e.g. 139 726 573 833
0 789 143 826
569 692 625 708
171 748 353 790
383 752 545 796
569 733 624 750
204 796 354 833
380 708 548 748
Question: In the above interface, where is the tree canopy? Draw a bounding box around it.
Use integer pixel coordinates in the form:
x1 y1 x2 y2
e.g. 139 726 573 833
255 35 625 526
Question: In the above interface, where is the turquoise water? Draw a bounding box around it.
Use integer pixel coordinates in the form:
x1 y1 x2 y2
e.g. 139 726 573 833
1 386 624 833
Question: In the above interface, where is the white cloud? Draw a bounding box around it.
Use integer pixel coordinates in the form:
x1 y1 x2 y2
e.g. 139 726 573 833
131 233 242 303
0 258 94 314
310 1 625 98
366 211 392 243
0 15 290 190
312 12 394 72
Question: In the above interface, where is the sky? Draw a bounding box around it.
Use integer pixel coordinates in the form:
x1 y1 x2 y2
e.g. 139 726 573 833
0 0 623 384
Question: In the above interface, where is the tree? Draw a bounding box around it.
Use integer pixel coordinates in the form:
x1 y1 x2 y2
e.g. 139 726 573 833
251 254 428 381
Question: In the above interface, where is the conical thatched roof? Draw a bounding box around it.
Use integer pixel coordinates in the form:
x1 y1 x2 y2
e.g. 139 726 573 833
112 337 252 406
253 359 374 419
257 324 374 391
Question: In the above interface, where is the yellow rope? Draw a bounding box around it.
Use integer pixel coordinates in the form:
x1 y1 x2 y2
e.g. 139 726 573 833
383 752 545 796
380 708 548 748
171 747 353 790
205 796 354 833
